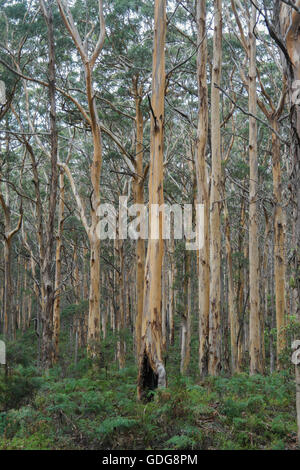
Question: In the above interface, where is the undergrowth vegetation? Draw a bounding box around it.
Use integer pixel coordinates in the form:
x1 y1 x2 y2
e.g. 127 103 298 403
0 328 298 450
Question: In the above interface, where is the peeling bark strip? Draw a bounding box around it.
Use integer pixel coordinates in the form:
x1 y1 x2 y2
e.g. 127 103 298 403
137 0 166 401
208 0 222 376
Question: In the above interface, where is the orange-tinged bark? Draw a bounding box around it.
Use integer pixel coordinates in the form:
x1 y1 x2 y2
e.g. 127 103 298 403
209 0 222 376
196 0 210 378
249 2 264 375
137 0 167 400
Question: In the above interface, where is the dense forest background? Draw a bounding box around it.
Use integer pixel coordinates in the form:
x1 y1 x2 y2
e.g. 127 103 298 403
0 0 300 450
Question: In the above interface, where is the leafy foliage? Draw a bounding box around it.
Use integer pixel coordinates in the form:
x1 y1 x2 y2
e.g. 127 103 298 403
0 338 297 450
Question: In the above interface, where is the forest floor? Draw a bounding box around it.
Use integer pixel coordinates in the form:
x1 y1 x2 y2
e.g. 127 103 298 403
0 328 298 451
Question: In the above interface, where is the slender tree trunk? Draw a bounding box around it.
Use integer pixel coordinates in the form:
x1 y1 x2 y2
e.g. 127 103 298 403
180 250 191 374
168 228 175 346
73 243 81 303
83 247 89 301
40 0 58 369
57 0 105 358
111 269 116 334
137 0 167 400
269 234 276 374
270 118 287 366
0 191 22 340
133 76 145 360
27 268 32 330
3 237 12 338
249 2 264 375
22 259 28 332
296 359 300 445
224 203 238 373
237 197 245 370
16 255 21 335
101 271 106 343
262 209 272 370
116 237 125 369
209 0 222 376
0 281 3 335
53 170 64 363
196 0 210 378
87 232 101 353
162 246 167 353
274 5 300 326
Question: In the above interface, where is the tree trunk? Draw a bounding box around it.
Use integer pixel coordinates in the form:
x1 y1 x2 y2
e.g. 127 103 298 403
262 208 271 371
87 233 101 355
137 0 167 401
270 118 287 367
224 203 238 373
53 170 64 363
16 255 21 335
168 229 175 346
249 2 264 375
101 271 107 340
22 259 28 332
162 245 167 353
133 76 145 360
115 237 125 369
270 233 276 374
180 251 191 375
0 192 22 340
209 0 222 376
237 197 246 370
40 0 58 370
3 237 12 338
274 5 300 327
57 0 105 358
196 0 210 378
